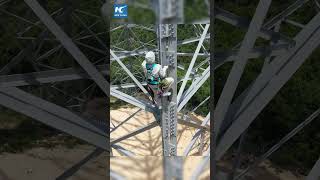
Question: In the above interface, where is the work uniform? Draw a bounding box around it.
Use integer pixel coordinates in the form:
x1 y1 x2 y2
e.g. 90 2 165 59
141 60 173 105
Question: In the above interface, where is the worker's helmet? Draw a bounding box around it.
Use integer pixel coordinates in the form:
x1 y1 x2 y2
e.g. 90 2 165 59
145 51 155 64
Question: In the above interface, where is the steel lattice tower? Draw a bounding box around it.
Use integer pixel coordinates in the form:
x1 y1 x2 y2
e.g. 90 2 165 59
2 0 320 180
214 0 320 179
104 0 210 24
109 23 210 179
0 0 108 179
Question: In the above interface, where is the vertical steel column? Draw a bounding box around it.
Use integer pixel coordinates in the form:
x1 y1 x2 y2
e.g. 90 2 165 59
158 24 178 157
163 156 183 180
158 0 183 23
101 0 110 19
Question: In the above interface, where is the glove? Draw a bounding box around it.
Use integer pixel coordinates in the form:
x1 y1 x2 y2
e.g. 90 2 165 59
160 79 170 89
163 66 168 72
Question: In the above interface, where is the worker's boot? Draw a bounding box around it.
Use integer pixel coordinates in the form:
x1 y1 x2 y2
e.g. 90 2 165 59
160 86 171 97
162 91 171 97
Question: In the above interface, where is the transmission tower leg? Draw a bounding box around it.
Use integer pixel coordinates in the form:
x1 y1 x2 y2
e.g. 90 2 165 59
158 24 178 157
157 0 184 23
163 156 183 180
158 23 180 180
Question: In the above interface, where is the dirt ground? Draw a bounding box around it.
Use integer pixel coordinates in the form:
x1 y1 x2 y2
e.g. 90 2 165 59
110 156 210 180
0 145 106 180
110 107 210 179
0 106 303 180
110 107 210 156
110 156 302 180
110 108 303 180
0 146 302 180
217 157 303 180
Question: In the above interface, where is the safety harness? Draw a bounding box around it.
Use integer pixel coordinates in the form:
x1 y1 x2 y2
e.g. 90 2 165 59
146 63 160 85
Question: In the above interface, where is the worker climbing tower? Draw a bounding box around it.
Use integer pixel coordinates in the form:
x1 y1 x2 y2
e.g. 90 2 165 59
110 23 210 178
0 0 212 179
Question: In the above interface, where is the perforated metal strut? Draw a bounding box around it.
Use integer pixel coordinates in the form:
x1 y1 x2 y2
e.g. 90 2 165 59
163 156 183 180
158 0 184 23
158 24 182 180
158 24 178 157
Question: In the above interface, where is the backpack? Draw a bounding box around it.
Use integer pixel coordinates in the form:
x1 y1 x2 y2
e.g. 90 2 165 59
146 64 160 85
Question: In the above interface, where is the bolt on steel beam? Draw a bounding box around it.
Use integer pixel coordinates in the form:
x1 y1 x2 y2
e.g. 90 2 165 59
158 24 178 156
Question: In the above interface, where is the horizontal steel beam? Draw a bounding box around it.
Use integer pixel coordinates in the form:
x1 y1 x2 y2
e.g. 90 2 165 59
0 65 108 87
110 49 149 96
110 121 159 145
183 113 210 156
263 0 309 29
214 44 290 68
112 144 135 156
215 7 295 45
111 88 156 112
110 50 209 61
111 82 147 90
25 0 109 96
178 34 210 45
178 119 210 131
0 87 108 150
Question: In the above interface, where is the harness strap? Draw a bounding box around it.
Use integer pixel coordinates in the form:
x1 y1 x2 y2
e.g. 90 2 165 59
146 63 160 85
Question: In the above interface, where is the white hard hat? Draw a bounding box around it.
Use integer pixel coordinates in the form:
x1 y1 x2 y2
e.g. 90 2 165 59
145 51 155 64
